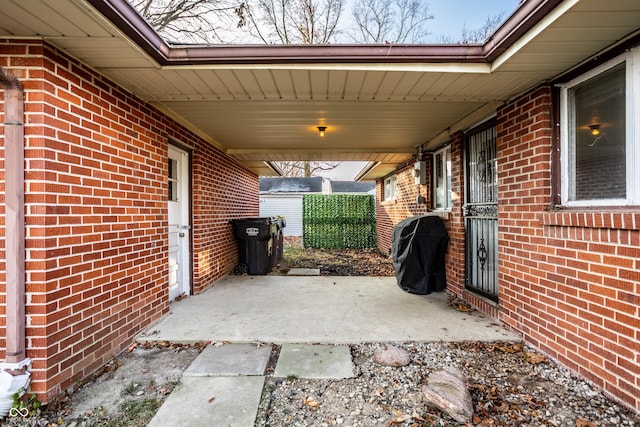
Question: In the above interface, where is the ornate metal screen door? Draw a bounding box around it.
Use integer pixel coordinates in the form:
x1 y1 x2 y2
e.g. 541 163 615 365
464 124 499 301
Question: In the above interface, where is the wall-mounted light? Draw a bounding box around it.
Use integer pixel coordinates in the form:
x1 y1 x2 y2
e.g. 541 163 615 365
588 124 601 136
317 126 327 137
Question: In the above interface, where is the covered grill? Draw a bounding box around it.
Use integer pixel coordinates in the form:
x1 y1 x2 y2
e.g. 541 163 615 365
391 215 449 295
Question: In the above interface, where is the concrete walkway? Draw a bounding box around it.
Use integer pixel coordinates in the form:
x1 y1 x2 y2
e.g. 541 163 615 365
143 276 520 426
139 275 518 344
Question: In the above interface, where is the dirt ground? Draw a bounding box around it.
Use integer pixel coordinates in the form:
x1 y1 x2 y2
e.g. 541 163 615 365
272 236 396 277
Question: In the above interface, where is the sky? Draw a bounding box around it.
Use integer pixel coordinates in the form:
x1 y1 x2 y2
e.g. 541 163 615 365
320 0 521 180
425 0 520 42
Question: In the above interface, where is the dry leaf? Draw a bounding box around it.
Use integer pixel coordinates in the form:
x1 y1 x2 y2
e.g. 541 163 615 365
576 418 596 427
303 397 321 407
457 303 472 312
386 415 411 426
127 342 139 352
373 388 385 397
525 352 547 365
208 396 216 403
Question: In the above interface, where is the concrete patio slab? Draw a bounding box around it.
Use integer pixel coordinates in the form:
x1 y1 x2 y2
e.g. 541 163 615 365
148 376 264 427
184 343 272 377
287 268 321 276
139 275 519 344
273 344 354 379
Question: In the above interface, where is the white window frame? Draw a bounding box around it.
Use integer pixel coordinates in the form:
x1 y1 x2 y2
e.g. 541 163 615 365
559 46 640 207
383 175 397 201
432 146 452 210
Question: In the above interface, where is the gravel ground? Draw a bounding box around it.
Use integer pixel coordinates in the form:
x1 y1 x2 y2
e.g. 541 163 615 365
256 341 639 427
2 341 639 426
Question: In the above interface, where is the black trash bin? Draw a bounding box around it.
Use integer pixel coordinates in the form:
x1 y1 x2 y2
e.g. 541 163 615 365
391 215 449 295
230 217 278 275
270 216 286 268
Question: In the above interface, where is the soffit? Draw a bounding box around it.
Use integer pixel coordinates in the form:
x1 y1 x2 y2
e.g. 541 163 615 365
1 0 639 179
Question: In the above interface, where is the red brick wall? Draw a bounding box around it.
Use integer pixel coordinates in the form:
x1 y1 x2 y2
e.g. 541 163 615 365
192 144 258 293
376 158 432 255
376 85 639 411
0 40 258 402
498 86 639 411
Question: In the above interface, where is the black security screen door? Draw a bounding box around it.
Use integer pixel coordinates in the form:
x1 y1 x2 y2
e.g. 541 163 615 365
464 123 498 301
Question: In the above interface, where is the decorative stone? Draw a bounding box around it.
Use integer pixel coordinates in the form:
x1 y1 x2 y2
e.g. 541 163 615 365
373 345 411 367
421 366 473 423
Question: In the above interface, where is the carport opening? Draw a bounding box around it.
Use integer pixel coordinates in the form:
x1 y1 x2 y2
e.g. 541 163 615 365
273 236 395 277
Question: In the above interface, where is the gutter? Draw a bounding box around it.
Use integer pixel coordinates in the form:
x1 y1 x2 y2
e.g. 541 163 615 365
0 66 31 417
88 0 565 66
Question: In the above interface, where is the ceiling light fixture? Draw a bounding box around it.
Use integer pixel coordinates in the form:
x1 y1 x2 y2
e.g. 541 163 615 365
317 126 327 137
588 124 601 136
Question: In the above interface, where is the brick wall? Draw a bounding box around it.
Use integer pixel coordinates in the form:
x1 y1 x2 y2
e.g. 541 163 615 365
498 86 639 411
0 40 258 402
376 85 639 411
376 158 432 255
192 144 258 293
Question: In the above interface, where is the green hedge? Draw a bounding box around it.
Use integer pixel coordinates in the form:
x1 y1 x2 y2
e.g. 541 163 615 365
303 194 377 249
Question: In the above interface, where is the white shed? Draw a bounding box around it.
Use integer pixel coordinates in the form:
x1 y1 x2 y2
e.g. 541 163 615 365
259 194 303 236
259 177 325 236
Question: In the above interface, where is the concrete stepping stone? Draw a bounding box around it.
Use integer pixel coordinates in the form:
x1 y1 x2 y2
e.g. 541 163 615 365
184 343 272 377
148 376 264 427
274 344 354 379
287 268 320 276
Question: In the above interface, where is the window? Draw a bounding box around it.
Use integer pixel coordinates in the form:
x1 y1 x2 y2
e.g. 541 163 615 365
384 175 397 201
433 146 452 209
168 158 178 201
559 46 640 206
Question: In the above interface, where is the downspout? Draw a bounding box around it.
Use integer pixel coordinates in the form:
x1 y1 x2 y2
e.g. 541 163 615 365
0 66 31 417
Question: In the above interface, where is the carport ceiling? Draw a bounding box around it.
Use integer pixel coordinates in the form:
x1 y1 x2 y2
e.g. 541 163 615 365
1 0 640 178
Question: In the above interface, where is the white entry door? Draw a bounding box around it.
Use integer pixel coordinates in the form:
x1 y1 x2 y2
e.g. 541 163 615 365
168 145 191 301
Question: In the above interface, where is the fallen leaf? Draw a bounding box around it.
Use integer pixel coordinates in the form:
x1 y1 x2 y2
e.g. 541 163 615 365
127 342 139 352
373 388 384 397
140 368 149 374
525 352 547 365
159 388 170 395
576 418 596 427
386 415 411 426
490 342 523 354
303 397 321 407
208 396 216 403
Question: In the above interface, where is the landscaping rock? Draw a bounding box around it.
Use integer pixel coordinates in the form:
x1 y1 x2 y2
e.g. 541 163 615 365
373 344 411 367
421 366 473 423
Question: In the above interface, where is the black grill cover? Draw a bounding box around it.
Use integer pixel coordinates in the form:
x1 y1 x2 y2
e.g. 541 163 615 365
391 215 449 295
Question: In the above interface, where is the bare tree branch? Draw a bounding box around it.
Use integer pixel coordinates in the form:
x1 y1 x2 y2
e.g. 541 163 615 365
243 0 345 44
129 0 245 43
349 0 433 44
274 161 340 177
460 13 505 43
436 12 506 44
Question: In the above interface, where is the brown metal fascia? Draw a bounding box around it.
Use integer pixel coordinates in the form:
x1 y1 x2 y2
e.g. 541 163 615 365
87 0 488 65
483 0 566 62
167 44 487 65
0 67 26 366
85 0 170 64
86 0 568 66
